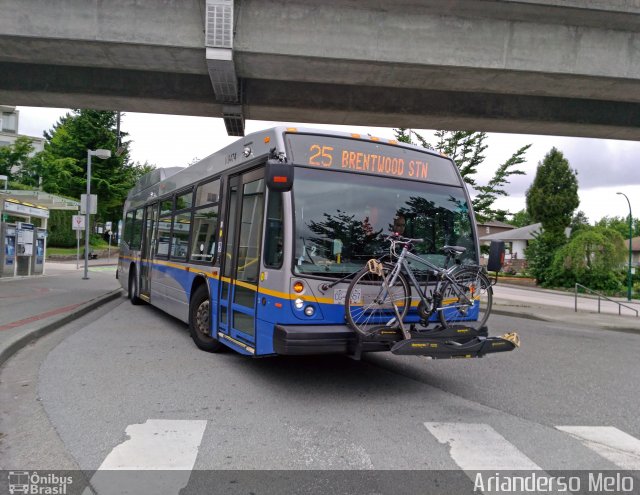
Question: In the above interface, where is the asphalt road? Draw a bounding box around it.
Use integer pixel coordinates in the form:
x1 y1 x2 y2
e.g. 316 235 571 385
1 296 639 492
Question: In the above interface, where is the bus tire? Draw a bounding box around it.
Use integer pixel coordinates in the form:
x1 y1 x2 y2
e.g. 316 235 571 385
189 284 223 352
128 268 143 305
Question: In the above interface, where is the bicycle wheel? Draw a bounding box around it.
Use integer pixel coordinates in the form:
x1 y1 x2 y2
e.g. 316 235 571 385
438 267 493 329
345 262 411 337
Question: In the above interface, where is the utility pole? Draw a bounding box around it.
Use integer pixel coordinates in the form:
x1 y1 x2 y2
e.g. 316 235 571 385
83 149 111 280
617 192 633 301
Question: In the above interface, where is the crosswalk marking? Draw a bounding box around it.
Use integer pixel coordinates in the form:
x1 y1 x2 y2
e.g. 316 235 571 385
85 420 207 495
84 420 640 489
556 426 640 470
98 419 207 470
424 422 542 471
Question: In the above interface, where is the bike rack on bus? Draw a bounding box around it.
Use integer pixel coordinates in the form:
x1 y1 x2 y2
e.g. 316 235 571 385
351 323 519 360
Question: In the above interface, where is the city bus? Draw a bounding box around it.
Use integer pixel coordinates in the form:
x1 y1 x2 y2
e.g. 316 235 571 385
118 126 516 359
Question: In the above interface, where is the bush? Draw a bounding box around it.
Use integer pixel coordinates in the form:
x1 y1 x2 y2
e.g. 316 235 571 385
47 210 77 247
547 227 626 292
524 230 566 285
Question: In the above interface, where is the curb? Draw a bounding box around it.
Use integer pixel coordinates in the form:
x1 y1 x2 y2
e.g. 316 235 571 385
492 307 549 322
492 303 640 334
0 288 124 367
498 282 640 306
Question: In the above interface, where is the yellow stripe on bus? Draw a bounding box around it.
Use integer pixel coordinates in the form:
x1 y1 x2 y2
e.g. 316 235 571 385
122 256 445 306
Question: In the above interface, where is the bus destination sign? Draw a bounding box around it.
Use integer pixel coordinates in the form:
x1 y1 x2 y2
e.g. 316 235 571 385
286 133 460 185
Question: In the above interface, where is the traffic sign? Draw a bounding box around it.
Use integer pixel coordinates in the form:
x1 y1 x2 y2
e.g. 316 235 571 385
80 194 97 214
72 215 86 230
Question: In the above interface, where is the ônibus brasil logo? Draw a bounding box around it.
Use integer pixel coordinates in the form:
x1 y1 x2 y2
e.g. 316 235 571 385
8 471 73 495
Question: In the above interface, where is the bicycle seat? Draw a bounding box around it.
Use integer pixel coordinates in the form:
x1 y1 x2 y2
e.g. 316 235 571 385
443 245 466 255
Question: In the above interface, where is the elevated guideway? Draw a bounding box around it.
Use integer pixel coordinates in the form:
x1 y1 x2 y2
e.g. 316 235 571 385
1 0 639 138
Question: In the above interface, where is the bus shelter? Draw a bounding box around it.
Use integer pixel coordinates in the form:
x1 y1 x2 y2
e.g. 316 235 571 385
0 190 80 278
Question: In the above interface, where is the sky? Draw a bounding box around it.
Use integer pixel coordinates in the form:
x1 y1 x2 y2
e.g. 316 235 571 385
16 106 640 224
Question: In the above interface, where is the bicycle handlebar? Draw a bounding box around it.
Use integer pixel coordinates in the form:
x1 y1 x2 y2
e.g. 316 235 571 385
386 234 424 244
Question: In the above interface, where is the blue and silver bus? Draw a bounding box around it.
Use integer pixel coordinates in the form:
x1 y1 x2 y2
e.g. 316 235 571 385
118 126 510 358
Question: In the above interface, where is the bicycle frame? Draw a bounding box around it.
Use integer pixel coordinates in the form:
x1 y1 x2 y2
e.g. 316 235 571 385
384 242 475 317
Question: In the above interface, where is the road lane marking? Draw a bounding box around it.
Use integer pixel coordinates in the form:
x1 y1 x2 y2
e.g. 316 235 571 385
86 420 207 495
556 426 640 470
424 422 542 470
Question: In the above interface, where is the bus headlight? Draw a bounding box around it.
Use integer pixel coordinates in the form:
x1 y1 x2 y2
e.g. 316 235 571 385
294 298 304 310
304 306 315 317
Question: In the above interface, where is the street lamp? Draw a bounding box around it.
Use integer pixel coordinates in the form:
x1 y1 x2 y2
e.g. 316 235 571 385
616 192 633 301
83 149 111 280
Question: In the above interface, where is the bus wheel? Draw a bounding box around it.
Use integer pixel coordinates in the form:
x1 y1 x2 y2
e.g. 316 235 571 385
189 285 223 352
129 269 143 305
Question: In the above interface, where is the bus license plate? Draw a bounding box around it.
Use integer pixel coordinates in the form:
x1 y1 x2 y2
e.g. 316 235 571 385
334 288 361 304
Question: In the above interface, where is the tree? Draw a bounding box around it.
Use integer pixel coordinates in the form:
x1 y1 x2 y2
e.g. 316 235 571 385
595 215 640 239
526 147 579 233
547 226 626 291
0 136 35 181
569 211 590 237
525 229 567 284
509 209 532 228
394 128 529 221
524 147 579 284
35 110 152 223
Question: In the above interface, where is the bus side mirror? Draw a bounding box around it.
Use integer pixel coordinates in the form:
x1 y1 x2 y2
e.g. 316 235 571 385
487 240 505 272
266 160 294 192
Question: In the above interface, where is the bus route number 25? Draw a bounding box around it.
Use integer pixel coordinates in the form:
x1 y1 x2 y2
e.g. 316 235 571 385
309 145 334 167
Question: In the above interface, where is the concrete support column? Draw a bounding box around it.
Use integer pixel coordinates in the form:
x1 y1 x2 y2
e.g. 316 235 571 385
205 0 244 136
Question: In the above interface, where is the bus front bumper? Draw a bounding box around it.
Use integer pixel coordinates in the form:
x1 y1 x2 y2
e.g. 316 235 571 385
273 324 391 356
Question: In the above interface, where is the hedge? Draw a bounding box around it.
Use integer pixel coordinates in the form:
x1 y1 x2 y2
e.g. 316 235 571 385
47 210 77 247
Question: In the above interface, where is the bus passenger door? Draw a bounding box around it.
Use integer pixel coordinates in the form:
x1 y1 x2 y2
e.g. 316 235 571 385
218 168 265 350
139 203 157 300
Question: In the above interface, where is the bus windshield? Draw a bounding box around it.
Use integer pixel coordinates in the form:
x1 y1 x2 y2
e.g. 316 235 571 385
293 167 477 278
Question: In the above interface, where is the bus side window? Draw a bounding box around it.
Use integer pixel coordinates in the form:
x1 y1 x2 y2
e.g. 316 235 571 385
190 206 218 263
124 210 134 247
264 191 284 268
156 199 173 258
190 179 221 264
171 211 191 260
131 209 143 250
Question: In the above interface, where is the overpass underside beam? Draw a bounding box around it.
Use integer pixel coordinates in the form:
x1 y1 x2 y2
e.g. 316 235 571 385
242 79 640 141
2 62 640 141
0 62 220 117
1 0 640 140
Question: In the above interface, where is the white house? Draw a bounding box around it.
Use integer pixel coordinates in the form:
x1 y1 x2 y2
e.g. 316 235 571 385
478 223 542 260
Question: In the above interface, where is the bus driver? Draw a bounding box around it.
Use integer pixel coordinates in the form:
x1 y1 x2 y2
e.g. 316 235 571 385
392 214 406 235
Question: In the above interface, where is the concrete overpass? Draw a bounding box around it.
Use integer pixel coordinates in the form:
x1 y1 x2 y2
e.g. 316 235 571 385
0 0 639 139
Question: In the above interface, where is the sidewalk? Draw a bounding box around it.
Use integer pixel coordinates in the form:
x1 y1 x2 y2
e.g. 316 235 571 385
0 261 123 366
493 283 640 332
1 265 639 368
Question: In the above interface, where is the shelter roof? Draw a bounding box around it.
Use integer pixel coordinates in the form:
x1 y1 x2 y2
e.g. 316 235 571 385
1 190 80 211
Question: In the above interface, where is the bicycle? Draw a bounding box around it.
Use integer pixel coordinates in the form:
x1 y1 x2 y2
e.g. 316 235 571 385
344 235 493 338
